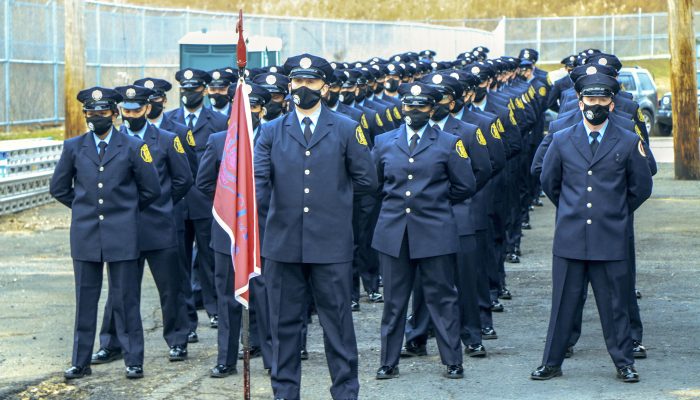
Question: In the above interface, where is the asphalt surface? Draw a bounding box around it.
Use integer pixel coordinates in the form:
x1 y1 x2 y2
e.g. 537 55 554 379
1 145 699 399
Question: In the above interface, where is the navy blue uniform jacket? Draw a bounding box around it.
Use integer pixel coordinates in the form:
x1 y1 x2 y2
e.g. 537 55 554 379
50 129 161 262
371 125 476 259
165 106 229 219
254 106 378 264
540 121 653 261
120 124 193 251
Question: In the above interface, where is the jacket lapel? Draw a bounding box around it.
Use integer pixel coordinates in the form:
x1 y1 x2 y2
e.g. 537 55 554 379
81 132 101 166
283 112 308 148
191 108 209 134
590 123 620 167
569 121 593 163
412 125 437 157
393 125 410 156
307 107 334 149
101 127 124 166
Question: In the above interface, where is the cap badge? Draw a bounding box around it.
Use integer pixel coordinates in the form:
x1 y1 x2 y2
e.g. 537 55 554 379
598 58 608 66
410 85 422 96
330 62 337 69
388 64 396 72
450 72 459 79
184 70 194 80
394 56 401 61
432 75 443 84
586 66 597 75
144 80 155 89
212 71 221 80
91 90 103 101
244 84 253 95
269 66 278 73
300 57 312 69
266 75 277 85
126 88 136 99
471 66 480 75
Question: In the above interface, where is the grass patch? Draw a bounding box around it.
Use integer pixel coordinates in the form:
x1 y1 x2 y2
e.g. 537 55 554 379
0 126 64 141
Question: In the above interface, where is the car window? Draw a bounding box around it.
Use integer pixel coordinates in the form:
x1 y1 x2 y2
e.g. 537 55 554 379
618 73 636 91
637 73 655 91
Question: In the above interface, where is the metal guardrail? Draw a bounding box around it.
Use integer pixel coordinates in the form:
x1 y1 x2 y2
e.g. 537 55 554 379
0 138 62 216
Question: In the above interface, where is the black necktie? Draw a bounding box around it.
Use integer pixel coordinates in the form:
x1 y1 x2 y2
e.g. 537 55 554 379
590 131 600 155
409 133 419 153
187 114 195 130
302 117 312 144
98 141 108 162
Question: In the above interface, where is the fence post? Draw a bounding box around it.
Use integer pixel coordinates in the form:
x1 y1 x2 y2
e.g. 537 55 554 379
536 17 541 53
650 14 655 57
4 0 12 132
638 8 642 56
141 7 146 78
611 15 615 55
52 0 59 124
572 17 577 54
603 15 607 53
95 2 101 85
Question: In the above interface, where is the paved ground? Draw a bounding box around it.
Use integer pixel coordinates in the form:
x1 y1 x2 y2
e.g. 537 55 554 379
1 149 699 399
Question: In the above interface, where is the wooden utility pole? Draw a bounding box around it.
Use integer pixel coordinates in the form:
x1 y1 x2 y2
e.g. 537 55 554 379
64 0 86 139
668 0 700 179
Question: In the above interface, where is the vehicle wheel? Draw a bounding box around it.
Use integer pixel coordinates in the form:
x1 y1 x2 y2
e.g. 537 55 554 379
641 109 654 136
656 122 672 136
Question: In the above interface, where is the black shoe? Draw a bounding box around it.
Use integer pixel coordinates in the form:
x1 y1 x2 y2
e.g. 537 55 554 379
91 347 122 365
368 291 384 303
300 348 309 360
400 341 427 357
514 247 522 256
521 222 532 230
351 300 360 312
498 288 512 300
64 366 92 379
238 346 262 360
506 253 520 263
490 300 504 312
530 365 562 380
534 199 544 207
125 365 144 379
481 327 498 340
210 315 219 329
376 365 399 380
616 365 639 383
539 191 546 198
466 344 487 358
444 364 464 379
378 275 383 287
564 346 574 359
636 289 642 299
528 205 535 211
632 341 647 359
187 331 199 343
169 345 188 362
210 364 237 378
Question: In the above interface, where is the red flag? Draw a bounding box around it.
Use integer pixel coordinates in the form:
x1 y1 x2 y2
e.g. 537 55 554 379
212 77 261 309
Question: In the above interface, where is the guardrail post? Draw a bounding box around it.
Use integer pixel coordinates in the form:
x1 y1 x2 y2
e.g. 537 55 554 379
4 0 12 131
52 0 59 124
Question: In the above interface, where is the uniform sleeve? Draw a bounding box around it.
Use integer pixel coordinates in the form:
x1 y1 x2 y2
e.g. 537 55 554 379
484 124 506 176
530 133 554 177
467 131 492 192
176 129 199 178
167 136 194 204
626 139 653 213
49 142 76 208
447 138 476 202
196 134 220 198
371 139 385 195
345 124 378 195
547 82 562 112
132 143 161 211
254 124 273 220
540 135 563 206
500 115 522 158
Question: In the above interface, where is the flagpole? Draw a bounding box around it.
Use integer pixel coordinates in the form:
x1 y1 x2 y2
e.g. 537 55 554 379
236 9 251 400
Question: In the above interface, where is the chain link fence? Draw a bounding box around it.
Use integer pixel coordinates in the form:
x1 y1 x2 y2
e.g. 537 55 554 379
1 0 499 130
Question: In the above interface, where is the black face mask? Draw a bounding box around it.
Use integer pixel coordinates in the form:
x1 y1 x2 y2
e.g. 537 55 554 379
251 111 262 130
123 113 148 132
324 91 340 108
355 87 366 103
431 103 451 122
473 86 488 103
265 101 284 120
209 93 231 109
582 102 610 125
373 84 384 95
147 102 164 119
404 109 431 131
489 79 498 90
181 89 204 108
86 115 113 136
452 98 465 113
291 86 322 110
384 79 399 92
339 91 355 105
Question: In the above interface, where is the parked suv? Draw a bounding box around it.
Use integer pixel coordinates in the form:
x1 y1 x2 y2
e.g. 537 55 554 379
656 71 700 136
618 67 658 135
